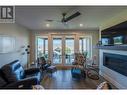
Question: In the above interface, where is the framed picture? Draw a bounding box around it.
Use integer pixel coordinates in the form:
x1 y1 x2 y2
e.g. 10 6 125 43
0 35 15 53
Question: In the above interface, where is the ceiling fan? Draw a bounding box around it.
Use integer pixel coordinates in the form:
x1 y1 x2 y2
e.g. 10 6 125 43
45 11 81 27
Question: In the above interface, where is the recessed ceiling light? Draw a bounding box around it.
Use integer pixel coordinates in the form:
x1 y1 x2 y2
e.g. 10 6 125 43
46 23 50 27
79 23 83 27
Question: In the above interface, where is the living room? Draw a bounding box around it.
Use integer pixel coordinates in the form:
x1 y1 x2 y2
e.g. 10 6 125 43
0 6 127 89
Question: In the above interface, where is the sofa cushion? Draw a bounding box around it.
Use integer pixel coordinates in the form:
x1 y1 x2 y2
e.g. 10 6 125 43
1 60 25 83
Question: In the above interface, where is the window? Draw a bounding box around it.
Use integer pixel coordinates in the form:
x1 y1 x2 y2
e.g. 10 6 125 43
79 36 92 58
37 37 48 59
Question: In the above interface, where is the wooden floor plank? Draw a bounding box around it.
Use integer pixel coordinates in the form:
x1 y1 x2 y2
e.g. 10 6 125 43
41 70 116 89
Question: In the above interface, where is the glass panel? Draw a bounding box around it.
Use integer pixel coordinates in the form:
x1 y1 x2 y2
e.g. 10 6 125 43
65 38 74 64
37 37 48 59
45 39 48 60
79 37 91 58
53 38 62 64
79 38 87 53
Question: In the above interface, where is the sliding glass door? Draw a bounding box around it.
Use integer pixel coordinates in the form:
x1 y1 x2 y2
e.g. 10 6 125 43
51 35 75 65
52 37 62 64
65 38 74 64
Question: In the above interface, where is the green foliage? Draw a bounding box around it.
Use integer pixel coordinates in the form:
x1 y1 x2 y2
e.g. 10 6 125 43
65 47 71 54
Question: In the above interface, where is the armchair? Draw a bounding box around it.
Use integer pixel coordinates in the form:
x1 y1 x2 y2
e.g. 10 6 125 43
0 69 37 89
37 57 57 74
0 60 42 89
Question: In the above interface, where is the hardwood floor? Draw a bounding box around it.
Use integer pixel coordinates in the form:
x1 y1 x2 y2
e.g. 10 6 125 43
41 70 116 89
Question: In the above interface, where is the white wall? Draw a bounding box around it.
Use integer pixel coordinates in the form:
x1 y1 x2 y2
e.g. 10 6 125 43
0 23 30 67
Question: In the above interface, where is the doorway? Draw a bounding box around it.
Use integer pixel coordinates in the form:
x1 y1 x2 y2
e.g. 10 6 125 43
51 34 75 65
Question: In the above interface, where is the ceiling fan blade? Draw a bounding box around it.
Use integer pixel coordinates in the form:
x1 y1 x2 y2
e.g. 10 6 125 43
64 11 81 22
45 19 54 22
45 19 61 23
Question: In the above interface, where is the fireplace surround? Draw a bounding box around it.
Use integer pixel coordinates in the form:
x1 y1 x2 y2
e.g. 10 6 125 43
103 53 127 77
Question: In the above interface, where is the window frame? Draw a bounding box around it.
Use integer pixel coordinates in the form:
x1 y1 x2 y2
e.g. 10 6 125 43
79 36 92 58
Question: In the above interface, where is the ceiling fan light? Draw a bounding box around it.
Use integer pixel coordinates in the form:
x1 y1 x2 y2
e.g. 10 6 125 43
79 23 83 27
46 23 50 27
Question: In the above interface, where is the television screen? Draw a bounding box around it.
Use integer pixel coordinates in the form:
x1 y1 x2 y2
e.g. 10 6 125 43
113 36 123 45
101 38 109 45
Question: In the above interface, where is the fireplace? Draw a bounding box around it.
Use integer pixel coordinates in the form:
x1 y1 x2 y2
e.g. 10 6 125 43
103 53 127 76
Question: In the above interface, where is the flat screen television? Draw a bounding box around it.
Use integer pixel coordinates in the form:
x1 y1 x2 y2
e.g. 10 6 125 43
113 36 123 45
101 38 109 45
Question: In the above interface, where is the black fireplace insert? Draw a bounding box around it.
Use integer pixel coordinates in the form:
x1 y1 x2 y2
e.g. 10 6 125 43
103 53 127 76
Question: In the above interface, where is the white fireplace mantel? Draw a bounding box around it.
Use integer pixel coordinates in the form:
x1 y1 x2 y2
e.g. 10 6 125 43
99 49 127 89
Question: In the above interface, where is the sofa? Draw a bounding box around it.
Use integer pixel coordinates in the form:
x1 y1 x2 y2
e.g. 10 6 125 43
0 60 42 89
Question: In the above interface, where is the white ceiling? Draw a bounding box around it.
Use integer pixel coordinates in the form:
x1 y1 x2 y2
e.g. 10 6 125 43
15 6 127 30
